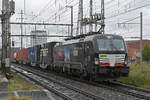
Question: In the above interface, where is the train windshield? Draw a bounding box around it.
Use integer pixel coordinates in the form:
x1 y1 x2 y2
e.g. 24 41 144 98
97 39 125 51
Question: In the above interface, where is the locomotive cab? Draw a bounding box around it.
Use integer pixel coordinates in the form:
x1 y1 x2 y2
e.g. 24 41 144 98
89 34 129 79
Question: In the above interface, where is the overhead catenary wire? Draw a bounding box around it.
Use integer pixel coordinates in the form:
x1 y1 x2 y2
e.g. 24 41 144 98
6 0 150 42
31 0 56 20
104 0 149 21
106 2 150 19
45 1 79 22
118 16 140 24
41 0 150 36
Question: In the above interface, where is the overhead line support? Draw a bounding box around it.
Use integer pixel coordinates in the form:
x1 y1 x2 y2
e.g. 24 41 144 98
1 0 15 79
9 22 71 26
117 12 143 65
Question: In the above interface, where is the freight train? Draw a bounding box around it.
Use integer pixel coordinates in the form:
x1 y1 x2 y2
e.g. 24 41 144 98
10 34 129 80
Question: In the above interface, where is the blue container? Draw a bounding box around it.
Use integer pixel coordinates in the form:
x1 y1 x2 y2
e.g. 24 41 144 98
28 46 37 62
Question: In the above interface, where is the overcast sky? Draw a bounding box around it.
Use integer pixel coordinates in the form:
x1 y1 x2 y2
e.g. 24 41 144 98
0 0 150 47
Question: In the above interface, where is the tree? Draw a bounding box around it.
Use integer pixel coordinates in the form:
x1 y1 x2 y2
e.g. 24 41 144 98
142 44 150 62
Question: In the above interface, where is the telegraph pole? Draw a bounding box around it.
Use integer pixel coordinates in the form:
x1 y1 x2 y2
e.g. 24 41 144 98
117 12 143 65
17 10 26 49
101 0 105 34
95 18 97 32
80 0 83 35
140 12 143 66
71 6 73 37
1 0 15 79
66 5 73 37
20 10 23 50
77 0 83 35
24 0 26 14
81 0 105 34
1 0 8 75
89 0 93 33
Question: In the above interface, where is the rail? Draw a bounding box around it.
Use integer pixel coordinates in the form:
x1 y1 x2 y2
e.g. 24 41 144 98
11 65 104 100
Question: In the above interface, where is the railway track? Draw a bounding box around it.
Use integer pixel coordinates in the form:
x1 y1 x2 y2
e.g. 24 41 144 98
93 81 150 100
11 65 104 100
11 64 144 100
108 81 150 100
73 78 150 100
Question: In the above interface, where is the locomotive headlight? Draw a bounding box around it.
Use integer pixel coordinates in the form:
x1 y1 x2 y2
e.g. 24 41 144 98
125 59 128 65
125 61 128 65
95 58 99 65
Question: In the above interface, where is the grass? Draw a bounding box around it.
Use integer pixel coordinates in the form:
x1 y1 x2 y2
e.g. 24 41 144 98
8 93 30 100
120 64 150 90
8 74 39 91
0 75 2 82
0 70 3 82
9 97 30 100
0 64 35 100
8 74 39 100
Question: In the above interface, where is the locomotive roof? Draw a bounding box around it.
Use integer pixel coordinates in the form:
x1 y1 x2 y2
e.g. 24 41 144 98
63 34 123 45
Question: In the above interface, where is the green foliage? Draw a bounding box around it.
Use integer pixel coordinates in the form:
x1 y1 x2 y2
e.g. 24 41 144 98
0 70 3 82
120 64 150 90
0 75 2 82
8 75 39 91
142 44 150 62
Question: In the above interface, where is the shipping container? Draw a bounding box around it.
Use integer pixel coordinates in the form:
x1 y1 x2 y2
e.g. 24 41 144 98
39 42 57 69
16 50 19 61
10 51 14 61
22 48 29 64
28 46 37 66
14 52 16 60
16 49 23 63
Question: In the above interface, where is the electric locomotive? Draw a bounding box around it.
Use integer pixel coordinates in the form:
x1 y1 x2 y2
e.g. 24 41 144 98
13 33 129 81
53 33 129 80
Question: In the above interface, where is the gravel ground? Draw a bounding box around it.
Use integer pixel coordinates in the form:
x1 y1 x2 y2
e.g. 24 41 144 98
12 64 142 100
48 74 139 100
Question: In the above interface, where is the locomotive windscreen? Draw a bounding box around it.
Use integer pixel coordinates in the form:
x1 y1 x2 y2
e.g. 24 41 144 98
97 39 125 51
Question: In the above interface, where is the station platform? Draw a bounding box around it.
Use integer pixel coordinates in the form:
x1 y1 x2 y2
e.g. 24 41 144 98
0 77 62 100
0 89 59 100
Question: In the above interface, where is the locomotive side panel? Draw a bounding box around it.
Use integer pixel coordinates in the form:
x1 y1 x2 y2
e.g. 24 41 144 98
83 41 95 74
69 43 85 69
54 42 85 71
